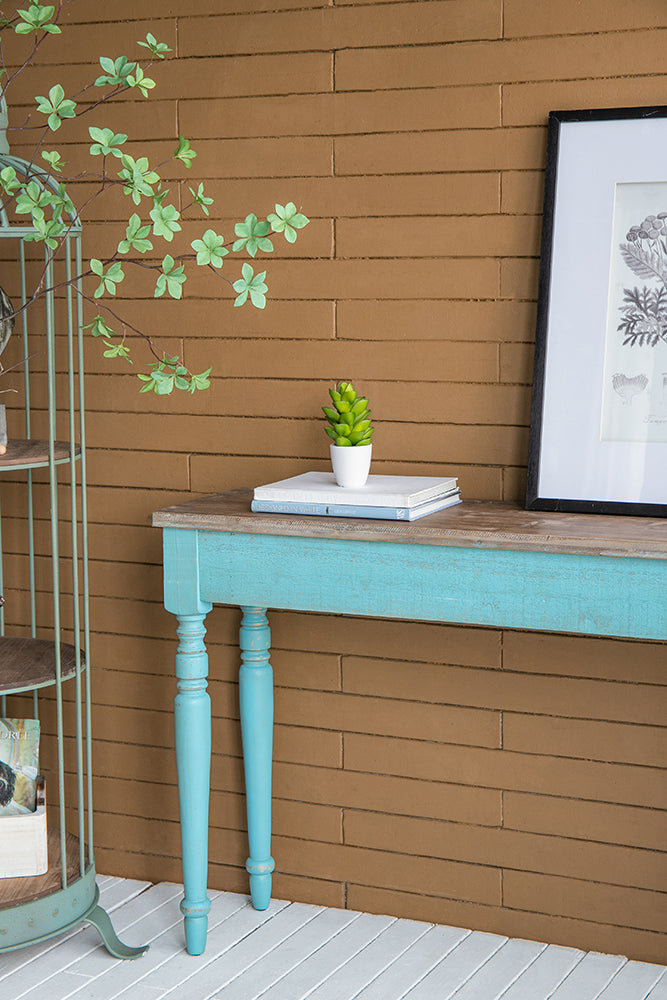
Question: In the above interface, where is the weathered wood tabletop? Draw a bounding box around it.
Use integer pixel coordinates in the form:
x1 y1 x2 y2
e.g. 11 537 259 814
153 489 667 558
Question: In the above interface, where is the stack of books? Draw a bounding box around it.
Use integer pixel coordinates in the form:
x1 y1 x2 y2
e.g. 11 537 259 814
252 472 461 521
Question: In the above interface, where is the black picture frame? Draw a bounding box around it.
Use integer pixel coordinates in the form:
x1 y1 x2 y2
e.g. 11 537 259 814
526 106 667 517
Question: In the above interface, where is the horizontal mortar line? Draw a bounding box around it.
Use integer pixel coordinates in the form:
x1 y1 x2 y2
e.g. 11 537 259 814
332 69 667 93
269 769 667 812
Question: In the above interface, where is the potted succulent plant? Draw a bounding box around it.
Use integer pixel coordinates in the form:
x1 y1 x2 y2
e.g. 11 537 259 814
323 381 374 487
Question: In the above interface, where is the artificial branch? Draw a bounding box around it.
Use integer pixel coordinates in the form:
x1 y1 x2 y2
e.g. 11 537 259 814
0 1 309 395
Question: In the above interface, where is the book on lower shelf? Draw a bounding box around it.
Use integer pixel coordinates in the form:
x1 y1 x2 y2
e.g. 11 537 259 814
252 472 462 520
0 719 47 878
0 718 40 815
0 776 47 878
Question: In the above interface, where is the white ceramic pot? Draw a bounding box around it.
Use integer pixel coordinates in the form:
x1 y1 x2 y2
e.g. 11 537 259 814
330 443 372 488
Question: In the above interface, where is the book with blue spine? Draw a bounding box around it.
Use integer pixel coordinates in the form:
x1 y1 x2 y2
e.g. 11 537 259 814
252 471 461 520
251 491 461 520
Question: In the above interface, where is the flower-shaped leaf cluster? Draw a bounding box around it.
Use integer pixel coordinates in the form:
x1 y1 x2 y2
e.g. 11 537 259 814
267 202 309 243
35 84 76 131
233 214 274 257
233 263 267 308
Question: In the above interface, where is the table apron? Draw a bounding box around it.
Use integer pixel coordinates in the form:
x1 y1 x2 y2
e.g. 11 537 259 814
184 529 667 640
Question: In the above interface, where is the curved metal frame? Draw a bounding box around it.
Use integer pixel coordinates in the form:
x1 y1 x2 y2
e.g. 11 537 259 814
0 116 147 959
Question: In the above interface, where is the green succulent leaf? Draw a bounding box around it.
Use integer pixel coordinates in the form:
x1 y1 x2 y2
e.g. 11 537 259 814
191 229 229 268
232 262 268 308
35 84 76 131
137 32 171 58
324 381 374 445
118 213 153 254
267 201 310 243
233 213 273 258
89 126 127 157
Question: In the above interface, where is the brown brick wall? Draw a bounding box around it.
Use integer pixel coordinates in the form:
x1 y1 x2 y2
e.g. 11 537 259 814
2 0 666 964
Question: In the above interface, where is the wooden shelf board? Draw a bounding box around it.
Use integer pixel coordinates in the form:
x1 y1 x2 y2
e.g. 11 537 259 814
0 440 80 468
0 828 83 908
0 637 83 692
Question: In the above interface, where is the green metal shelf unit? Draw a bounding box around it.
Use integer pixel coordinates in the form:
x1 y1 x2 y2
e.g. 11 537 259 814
0 134 146 958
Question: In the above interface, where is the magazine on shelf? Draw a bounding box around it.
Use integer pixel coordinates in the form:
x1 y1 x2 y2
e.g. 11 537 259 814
253 471 459 508
252 490 462 520
0 718 40 815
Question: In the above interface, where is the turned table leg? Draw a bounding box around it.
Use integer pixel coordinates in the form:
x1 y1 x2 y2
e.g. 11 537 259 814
239 606 275 910
174 612 212 955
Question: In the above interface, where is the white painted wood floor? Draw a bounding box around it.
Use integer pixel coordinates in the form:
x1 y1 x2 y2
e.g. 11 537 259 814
1 877 666 1000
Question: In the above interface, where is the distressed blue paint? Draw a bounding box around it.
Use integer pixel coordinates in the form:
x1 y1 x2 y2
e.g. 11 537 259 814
173 612 212 955
197 532 667 642
239 607 275 910
159 520 666 955
163 528 212 619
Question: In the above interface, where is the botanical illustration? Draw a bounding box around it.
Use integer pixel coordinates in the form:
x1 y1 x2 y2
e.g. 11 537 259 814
601 183 667 443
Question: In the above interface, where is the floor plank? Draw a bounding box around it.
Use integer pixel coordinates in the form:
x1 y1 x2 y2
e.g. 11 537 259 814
0 879 665 1000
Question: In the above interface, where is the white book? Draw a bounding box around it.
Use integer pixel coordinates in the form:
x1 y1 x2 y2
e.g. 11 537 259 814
251 492 462 520
253 471 458 508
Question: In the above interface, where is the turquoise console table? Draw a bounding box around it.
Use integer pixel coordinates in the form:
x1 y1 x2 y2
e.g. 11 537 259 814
153 489 667 955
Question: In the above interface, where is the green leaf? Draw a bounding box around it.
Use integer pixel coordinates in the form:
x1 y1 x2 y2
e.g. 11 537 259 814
150 201 181 241
191 229 228 268
267 201 310 243
233 213 273 258
82 315 115 339
174 136 196 168
137 33 171 58
154 255 187 299
232 262 267 309
35 84 76 132
190 367 212 392
0 166 20 195
15 180 51 220
118 213 153 254
40 149 65 172
126 65 155 97
188 181 214 216
90 258 124 298
118 154 160 204
88 126 127 157
15 3 61 34
102 338 132 361
94 54 135 87
23 215 66 249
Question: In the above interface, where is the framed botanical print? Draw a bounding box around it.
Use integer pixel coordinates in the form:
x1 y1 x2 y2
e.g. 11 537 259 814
526 106 667 516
